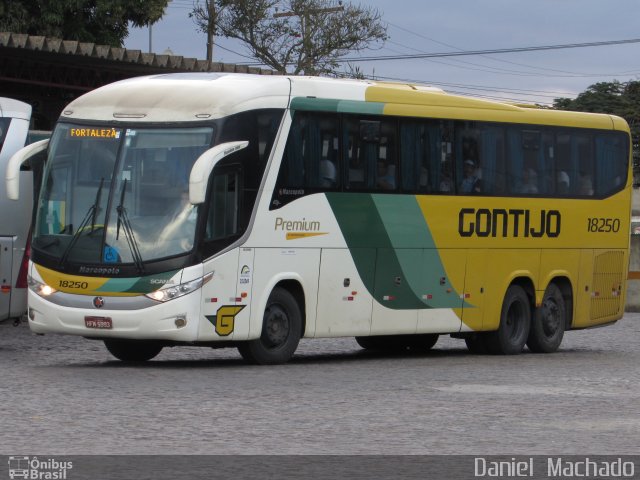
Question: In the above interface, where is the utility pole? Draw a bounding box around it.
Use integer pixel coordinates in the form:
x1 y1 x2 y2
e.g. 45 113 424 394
206 0 216 61
274 3 344 74
148 22 153 53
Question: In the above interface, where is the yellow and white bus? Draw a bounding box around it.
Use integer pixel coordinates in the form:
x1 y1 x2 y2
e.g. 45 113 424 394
6 73 631 363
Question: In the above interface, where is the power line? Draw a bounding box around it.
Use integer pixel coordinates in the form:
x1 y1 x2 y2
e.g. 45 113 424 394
338 37 640 63
385 21 640 78
213 42 256 61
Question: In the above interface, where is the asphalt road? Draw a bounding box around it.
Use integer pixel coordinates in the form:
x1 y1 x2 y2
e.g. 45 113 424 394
0 314 638 456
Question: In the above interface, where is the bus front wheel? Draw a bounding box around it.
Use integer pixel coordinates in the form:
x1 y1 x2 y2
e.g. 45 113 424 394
527 283 565 353
104 339 163 362
485 285 531 355
237 287 302 365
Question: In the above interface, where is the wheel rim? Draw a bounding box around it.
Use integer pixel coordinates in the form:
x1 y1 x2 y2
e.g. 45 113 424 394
541 297 561 338
263 304 290 349
505 300 526 342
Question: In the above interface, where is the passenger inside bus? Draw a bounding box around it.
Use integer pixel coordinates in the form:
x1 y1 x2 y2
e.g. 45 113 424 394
319 159 337 188
579 174 594 196
439 162 453 192
520 168 539 194
376 161 396 190
557 170 570 194
460 159 481 193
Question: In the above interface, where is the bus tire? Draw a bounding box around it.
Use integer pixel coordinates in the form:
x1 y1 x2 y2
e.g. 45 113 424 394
465 334 489 354
406 333 439 351
104 339 163 362
485 285 531 355
237 287 301 365
527 283 565 353
355 336 389 350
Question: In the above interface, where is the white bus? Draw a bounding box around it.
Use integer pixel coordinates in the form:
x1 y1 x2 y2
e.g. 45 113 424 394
0 98 35 323
7 74 632 363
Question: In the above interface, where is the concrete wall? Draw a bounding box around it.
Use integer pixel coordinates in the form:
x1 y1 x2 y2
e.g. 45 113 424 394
626 188 640 311
627 234 640 311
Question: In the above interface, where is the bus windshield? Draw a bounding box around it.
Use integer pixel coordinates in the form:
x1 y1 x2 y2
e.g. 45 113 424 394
33 124 214 267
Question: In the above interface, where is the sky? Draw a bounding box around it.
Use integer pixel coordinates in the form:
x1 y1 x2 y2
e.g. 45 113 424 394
124 0 640 106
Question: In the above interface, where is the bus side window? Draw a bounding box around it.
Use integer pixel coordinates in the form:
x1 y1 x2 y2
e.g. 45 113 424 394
277 112 339 190
344 117 397 191
205 167 241 241
344 117 367 189
595 132 628 196
400 120 430 193
455 124 481 194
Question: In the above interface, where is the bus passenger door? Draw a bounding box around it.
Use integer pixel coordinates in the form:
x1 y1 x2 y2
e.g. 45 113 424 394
316 248 374 337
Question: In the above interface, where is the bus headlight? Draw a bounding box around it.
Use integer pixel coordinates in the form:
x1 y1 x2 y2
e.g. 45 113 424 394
27 276 57 297
145 273 212 303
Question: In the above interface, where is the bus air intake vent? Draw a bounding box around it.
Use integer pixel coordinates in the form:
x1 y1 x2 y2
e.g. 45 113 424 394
591 250 624 321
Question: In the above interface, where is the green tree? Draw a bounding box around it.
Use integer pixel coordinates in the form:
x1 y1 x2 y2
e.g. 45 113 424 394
191 0 387 75
554 80 640 154
0 0 169 47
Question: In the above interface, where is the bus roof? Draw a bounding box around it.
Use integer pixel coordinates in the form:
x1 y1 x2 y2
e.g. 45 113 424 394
60 73 629 132
0 97 31 120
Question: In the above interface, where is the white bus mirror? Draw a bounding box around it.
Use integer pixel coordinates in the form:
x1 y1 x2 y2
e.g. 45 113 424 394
5 139 49 200
189 140 248 204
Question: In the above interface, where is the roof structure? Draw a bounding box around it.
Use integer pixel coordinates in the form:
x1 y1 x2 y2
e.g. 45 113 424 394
0 32 277 129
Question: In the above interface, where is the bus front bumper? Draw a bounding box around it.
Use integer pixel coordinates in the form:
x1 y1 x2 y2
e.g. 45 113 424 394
27 289 202 342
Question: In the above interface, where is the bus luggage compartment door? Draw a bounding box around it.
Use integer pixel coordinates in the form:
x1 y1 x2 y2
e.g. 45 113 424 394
0 237 14 321
316 248 374 337
590 249 626 325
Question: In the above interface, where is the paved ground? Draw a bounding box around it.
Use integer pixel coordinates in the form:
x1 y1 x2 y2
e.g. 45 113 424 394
0 314 638 456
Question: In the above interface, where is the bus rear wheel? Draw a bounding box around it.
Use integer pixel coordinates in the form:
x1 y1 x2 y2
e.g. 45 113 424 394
104 339 163 362
527 283 565 353
237 287 302 365
485 285 531 355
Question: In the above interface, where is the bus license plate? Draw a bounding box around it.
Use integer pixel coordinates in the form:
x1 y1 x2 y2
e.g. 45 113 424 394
85 316 113 329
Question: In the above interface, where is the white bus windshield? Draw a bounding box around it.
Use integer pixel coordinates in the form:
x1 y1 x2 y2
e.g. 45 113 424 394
33 124 214 267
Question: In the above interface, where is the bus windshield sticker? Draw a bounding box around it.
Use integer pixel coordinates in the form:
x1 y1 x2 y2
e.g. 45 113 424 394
69 128 119 139
103 246 119 263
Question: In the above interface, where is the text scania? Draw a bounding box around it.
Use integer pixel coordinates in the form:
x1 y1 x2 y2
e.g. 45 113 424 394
459 208 561 238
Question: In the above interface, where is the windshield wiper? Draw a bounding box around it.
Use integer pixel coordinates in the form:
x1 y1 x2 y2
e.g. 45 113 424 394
115 179 145 274
59 177 104 269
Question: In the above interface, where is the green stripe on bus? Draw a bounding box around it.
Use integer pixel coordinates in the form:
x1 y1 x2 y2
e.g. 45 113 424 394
326 192 468 310
372 195 471 309
290 97 385 115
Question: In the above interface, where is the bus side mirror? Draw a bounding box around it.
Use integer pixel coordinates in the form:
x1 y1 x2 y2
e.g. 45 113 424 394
5 139 49 200
189 140 248 204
